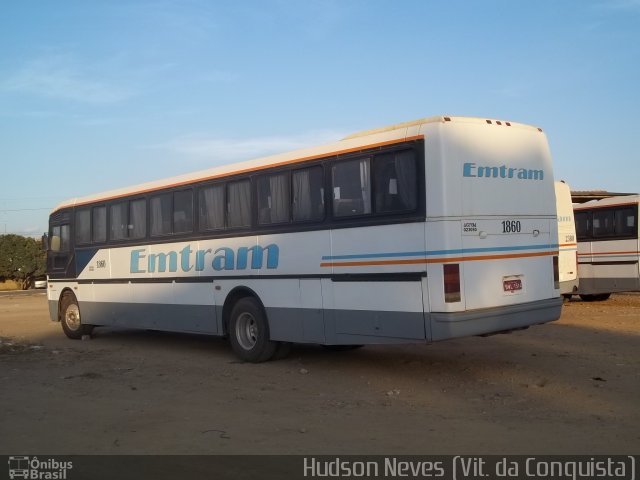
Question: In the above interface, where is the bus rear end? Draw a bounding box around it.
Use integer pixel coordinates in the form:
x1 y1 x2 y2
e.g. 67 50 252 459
555 181 579 295
423 117 562 341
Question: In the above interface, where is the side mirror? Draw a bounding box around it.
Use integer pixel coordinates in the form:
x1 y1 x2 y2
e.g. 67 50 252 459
41 233 49 251
50 235 61 252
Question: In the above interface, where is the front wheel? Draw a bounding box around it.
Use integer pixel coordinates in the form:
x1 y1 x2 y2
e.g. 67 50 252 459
229 297 277 362
60 293 93 339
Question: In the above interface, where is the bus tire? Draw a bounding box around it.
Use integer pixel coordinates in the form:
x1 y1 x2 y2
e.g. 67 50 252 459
60 292 93 339
229 297 277 363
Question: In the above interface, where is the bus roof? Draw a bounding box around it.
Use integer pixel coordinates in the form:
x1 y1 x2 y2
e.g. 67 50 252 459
574 194 640 210
52 115 543 213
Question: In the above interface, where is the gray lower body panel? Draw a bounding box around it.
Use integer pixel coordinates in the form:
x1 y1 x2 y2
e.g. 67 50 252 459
575 277 640 296
430 297 563 342
80 301 218 334
48 300 58 322
70 298 561 346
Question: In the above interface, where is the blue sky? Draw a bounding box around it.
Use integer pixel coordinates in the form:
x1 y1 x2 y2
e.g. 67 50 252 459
1 0 638 236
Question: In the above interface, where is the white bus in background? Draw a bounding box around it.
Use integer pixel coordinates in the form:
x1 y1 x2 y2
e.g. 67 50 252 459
45 116 562 362
554 181 578 296
574 195 640 301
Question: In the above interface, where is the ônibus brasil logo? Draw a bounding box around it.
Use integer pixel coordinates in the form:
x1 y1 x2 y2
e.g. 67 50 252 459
8 456 73 480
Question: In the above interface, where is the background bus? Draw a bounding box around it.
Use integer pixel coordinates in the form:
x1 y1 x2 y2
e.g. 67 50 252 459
574 195 640 301
554 181 578 296
46 116 562 362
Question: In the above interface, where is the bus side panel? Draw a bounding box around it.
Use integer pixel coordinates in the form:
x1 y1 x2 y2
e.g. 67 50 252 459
579 238 640 295
323 223 427 343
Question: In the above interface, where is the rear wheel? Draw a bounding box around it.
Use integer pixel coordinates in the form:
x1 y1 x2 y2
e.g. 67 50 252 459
229 297 277 362
60 292 93 339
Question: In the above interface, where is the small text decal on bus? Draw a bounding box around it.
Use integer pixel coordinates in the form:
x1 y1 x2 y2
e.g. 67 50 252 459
463 163 544 180
130 244 279 273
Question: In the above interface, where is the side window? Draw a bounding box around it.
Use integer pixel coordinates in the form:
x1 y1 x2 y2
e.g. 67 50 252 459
615 207 637 237
373 150 417 213
92 206 107 243
227 180 251 228
129 199 147 239
257 172 290 225
199 184 225 231
332 158 371 217
110 202 128 240
150 193 172 236
293 166 324 222
173 190 193 233
593 209 615 237
75 209 91 244
60 224 70 251
574 211 591 240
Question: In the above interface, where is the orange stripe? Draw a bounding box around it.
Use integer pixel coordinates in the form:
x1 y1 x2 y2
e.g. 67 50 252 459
320 250 557 267
577 250 640 256
54 135 424 213
559 243 577 248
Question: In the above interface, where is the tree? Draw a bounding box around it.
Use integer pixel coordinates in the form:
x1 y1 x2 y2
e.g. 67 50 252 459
0 234 46 290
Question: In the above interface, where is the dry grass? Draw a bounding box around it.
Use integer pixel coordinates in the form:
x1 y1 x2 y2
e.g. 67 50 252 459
0 279 20 291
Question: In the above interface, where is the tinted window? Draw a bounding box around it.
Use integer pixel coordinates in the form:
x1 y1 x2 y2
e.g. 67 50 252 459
374 150 417 213
332 158 371 217
92 206 107 243
75 209 91 244
110 202 128 240
574 211 591 240
173 190 193 233
258 172 290 225
593 210 614 237
227 180 251 228
293 166 324 222
615 208 637 237
60 224 70 251
151 194 172 236
199 184 225 231
129 199 146 239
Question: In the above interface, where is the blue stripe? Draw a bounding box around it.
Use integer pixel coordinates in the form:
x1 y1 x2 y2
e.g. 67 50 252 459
322 244 559 261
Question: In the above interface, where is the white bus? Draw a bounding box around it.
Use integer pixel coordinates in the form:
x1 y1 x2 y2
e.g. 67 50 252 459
574 195 639 301
46 116 562 362
554 181 578 296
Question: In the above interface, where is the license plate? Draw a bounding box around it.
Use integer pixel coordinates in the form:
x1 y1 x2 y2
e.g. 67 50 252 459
503 278 523 292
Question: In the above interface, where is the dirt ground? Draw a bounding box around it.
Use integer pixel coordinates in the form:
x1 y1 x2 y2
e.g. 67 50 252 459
0 292 638 455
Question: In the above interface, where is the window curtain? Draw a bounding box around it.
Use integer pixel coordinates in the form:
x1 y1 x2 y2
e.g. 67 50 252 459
130 200 146 238
293 169 312 221
200 186 224 230
228 181 250 227
269 173 289 223
359 158 371 214
394 151 416 209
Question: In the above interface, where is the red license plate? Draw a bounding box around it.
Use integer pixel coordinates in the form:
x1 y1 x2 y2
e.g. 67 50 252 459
503 279 523 292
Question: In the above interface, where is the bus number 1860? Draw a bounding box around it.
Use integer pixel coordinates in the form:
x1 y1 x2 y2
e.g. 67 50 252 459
501 220 521 233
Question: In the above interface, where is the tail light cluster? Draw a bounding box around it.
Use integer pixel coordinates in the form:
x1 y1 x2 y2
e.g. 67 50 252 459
443 263 461 303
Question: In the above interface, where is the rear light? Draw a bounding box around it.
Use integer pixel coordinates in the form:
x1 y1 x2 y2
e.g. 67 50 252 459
552 255 559 289
444 263 461 303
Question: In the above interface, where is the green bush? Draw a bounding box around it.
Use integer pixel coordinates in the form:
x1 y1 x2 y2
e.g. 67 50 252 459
0 234 46 290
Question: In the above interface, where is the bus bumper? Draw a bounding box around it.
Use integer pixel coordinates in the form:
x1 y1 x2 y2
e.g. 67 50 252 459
430 297 563 342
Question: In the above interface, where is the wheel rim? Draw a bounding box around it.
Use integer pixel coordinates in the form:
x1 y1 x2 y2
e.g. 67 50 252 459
65 304 81 331
235 312 258 350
